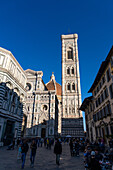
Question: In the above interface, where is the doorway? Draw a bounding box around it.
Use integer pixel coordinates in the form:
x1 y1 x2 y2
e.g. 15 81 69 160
4 120 14 145
41 128 46 138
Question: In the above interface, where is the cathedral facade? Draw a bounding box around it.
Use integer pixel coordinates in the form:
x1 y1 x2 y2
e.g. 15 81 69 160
61 34 84 137
25 70 61 138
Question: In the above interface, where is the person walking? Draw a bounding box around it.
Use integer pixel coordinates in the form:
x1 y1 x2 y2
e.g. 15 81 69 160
30 139 37 167
21 140 29 169
88 151 101 170
47 138 49 149
54 139 62 165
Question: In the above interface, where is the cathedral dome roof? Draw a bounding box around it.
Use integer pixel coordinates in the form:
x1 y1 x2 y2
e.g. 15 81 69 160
46 80 55 90
56 82 62 96
46 72 61 96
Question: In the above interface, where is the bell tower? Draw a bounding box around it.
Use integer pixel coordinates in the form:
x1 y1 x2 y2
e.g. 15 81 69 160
61 33 83 137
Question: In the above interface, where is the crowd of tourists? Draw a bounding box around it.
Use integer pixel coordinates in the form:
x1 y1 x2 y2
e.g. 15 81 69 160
67 137 113 169
83 138 113 170
70 137 113 170
6 136 113 169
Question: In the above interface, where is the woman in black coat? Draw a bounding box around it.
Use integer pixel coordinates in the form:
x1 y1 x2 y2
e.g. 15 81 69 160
54 139 62 165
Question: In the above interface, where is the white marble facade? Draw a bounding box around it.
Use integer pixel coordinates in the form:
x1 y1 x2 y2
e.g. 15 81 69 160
25 70 59 137
0 47 26 146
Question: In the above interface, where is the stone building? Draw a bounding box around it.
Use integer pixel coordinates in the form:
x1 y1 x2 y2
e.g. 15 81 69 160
25 70 61 138
61 34 84 137
80 46 113 144
80 96 95 142
0 47 27 146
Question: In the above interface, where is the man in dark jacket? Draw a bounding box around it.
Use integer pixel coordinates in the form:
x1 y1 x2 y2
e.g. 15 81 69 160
88 151 101 170
21 140 29 169
54 139 62 165
30 139 37 167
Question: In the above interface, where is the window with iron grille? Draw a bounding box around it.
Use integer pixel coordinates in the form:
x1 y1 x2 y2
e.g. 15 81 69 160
107 103 111 116
101 93 104 102
102 108 105 118
96 100 98 107
104 107 107 118
104 88 109 99
98 97 101 105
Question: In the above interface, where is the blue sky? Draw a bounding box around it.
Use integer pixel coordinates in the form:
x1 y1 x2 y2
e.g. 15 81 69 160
0 0 113 129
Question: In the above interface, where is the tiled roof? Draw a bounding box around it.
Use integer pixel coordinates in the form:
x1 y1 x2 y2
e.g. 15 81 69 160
46 80 55 90
46 73 62 96
56 82 62 96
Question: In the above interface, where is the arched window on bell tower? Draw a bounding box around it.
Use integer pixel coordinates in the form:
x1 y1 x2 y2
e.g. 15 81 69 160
67 47 73 60
72 83 75 91
67 67 70 75
72 67 74 74
67 83 70 91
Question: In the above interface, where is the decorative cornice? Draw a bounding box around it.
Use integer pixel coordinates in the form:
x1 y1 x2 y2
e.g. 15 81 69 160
25 69 43 76
61 33 78 40
0 67 26 92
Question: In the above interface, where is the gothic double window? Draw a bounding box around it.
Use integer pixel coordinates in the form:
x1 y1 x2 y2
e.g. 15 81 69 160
67 82 75 92
67 67 74 75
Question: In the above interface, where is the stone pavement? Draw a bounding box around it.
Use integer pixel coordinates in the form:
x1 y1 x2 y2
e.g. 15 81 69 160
0 143 84 170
